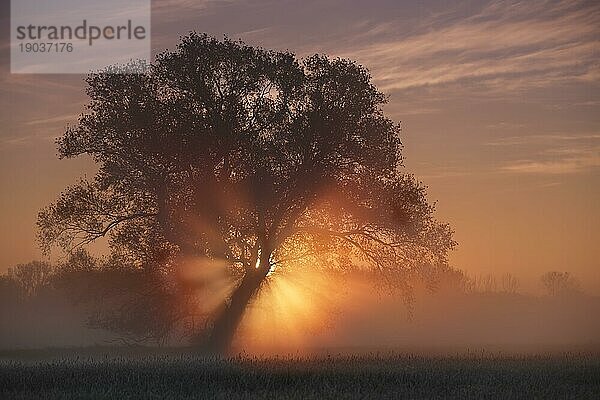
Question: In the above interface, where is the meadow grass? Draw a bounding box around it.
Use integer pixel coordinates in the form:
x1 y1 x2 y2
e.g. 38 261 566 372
1 348 599 399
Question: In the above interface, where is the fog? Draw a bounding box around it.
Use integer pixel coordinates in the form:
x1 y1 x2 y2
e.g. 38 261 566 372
2 269 599 355
235 276 600 355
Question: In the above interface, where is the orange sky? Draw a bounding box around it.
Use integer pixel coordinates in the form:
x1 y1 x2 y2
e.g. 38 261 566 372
1 0 598 293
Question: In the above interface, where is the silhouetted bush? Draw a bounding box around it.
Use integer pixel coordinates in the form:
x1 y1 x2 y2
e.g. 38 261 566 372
7 261 54 298
541 271 581 297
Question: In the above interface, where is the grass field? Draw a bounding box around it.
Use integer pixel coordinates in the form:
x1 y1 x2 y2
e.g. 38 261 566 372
1 348 599 399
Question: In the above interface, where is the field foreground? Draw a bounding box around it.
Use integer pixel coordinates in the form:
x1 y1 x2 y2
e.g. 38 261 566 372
1 349 599 399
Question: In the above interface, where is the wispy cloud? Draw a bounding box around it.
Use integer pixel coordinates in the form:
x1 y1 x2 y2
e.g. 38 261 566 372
497 134 600 174
24 114 78 126
501 149 600 174
419 169 474 180
152 0 240 21
0 133 56 148
482 133 600 174
336 0 600 93
485 133 600 147
486 122 526 131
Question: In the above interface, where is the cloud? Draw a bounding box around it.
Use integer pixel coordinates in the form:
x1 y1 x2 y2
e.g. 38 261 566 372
486 122 526 131
152 0 241 21
481 133 600 174
0 133 56 148
419 169 474 180
501 155 600 174
500 145 600 174
485 133 600 147
24 114 78 126
153 0 215 12
334 0 600 93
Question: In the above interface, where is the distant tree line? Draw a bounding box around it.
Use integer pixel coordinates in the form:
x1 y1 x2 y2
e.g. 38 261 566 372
1 250 199 345
1 253 586 346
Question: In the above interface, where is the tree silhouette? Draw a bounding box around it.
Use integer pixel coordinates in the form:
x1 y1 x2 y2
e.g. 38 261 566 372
540 271 581 297
38 33 455 353
8 261 54 298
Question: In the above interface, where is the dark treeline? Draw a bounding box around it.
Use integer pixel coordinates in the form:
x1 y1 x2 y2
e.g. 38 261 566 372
0 250 198 347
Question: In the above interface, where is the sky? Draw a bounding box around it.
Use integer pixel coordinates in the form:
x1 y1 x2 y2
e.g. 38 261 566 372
0 0 598 293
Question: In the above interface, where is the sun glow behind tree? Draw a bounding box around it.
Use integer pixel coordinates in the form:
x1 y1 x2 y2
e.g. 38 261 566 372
37 33 455 353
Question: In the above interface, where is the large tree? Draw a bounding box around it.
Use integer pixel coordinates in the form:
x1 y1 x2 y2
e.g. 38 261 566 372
38 33 455 353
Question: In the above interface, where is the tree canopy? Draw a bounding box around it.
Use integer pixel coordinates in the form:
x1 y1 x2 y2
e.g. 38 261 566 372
38 33 455 352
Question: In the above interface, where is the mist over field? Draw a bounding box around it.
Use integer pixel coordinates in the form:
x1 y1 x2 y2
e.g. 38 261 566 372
2 268 598 355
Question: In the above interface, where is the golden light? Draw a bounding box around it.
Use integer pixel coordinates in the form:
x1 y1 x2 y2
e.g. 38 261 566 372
255 249 261 269
176 256 238 315
234 265 346 355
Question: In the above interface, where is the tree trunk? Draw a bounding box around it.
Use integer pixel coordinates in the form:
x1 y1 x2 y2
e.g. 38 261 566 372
201 257 270 354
